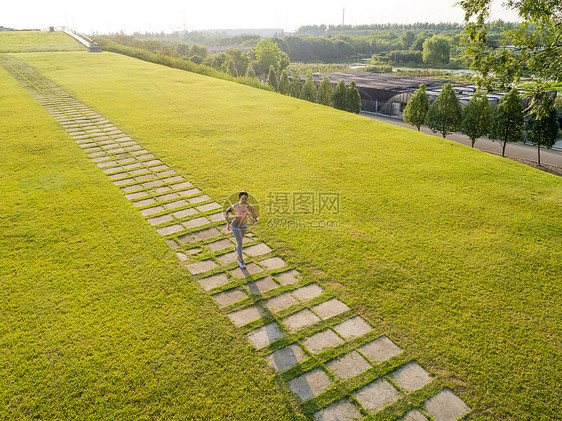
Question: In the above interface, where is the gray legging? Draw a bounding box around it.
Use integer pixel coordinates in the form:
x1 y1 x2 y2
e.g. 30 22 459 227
231 220 247 260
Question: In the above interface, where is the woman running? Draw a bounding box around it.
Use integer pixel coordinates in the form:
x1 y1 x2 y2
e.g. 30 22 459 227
225 191 258 269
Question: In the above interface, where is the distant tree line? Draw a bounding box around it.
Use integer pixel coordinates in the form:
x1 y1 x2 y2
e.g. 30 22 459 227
403 84 560 165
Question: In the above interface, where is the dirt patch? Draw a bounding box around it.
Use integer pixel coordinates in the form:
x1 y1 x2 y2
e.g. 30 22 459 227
506 156 562 177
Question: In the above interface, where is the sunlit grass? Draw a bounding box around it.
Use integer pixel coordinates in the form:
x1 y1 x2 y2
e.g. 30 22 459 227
0 31 84 53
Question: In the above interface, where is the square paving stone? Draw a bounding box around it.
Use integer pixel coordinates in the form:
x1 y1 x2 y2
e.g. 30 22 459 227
130 169 150 177
158 193 181 201
151 164 169 172
136 174 157 182
333 316 374 340
193 227 221 240
171 181 193 189
133 198 157 208
390 362 433 392
178 188 202 197
400 410 428 421
206 212 224 223
314 400 363 421
142 179 164 188
259 256 287 270
217 251 239 265
230 262 264 278
287 369 332 401
276 269 300 285
291 283 324 301
424 389 470 421
121 184 142 193
177 233 195 243
246 323 284 349
163 175 184 183
263 293 298 313
244 243 273 257
282 309 321 333
353 379 401 413
165 200 189 210
153 186 172 194
158 170 176 177
188 195 212 204
302 329 345 354
125 191 149 200
246 276 279 295
186 259 218 275
212 288 248 308
173 208 198 219
182 216 210 229
195 202 222 212
312 299 351 320
358 336 403 364
265 344 308 372
326 351 371 379
198 273 230 291
109 173 130 181
227 305 264 327
140 205 165 217
206 238 234 252
156 224 184 236
146 214 173 226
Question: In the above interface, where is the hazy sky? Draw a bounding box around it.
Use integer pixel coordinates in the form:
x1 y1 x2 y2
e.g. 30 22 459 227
3 0 519 34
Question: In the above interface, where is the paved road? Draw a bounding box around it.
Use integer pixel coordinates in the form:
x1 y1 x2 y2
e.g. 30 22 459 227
361 112 562 168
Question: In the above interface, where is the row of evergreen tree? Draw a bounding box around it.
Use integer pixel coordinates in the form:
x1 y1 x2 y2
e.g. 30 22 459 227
262 65 361 113
403 84 560 165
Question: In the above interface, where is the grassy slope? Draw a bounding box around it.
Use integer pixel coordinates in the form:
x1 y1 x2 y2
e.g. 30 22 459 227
0 61 298 420
5 51 562 420
0 31 84 53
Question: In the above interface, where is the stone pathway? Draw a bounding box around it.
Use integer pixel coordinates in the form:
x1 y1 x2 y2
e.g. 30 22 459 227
0 55 471 421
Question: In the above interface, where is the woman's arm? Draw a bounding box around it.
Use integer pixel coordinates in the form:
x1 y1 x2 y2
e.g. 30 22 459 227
249 204 259 223
225 206 232 231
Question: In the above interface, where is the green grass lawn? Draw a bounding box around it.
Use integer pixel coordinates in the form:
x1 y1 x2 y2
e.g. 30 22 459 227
2 49 561 420
0 31 84 53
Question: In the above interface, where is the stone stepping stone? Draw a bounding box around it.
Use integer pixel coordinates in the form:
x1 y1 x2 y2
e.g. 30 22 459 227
153 186 172 194
333 316 374 340
206 238 233 252
133 198 157 208
103 167 125 175
182 216 210 229
302 329 344 354
131 170 151 178
164 200 189 210
217 251 239 265
140 205 165 217
312 299 351 320
176 252 188 262
259 257 286 270
163 175 184 183
92 156 112 163
186 259 217 275
125 191 149 200
158 170 176 177
116 157 136 164
178 188 202 197
106 147 126 155
424 389 470 421
291 283 324 301
188 195 212 204
212 288 248 308
136 174 157 182
358 336 402 364
198 273 230 291
158 193 180 201
171 181 193 189
122 184 143 193
282 309 321 333
400 410 428 421
195 202 222 212
177 233 195 244
263 293 298 313
136 153 155 160
265 344 308 372
244 243 273 257
146 214 173 226
326 351 371 379
313 400 363 421
230 262 264 278
246 276 279 295
142 179 164 188
287 369 332 401
276 269 300 285
193 227 221 241
151 165 169 172
123 162 143 170
246 323 284 349
173 208 198 219
207 212 225 223
227 305 264 327
390 362 433 392
156 224 184 236
353 379 401 414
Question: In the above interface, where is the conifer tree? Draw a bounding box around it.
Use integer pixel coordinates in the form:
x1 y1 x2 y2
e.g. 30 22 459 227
245 64 256 79
331 79 348 110
278 69 291 95
345 81 361 113
267 65 278 90
461 90 493 147
490 89 524 157
316 76 333 106
425 83 462 138
299 73 317 102
526 95 559 166
402 84 429 131
290 74 302 98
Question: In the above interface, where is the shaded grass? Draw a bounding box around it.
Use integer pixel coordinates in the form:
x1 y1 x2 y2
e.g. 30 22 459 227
5 50 562 420
0 31 84 53
0 63 299 420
